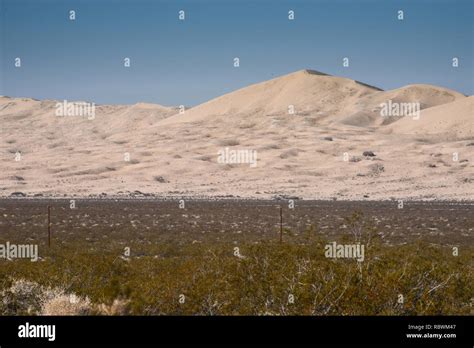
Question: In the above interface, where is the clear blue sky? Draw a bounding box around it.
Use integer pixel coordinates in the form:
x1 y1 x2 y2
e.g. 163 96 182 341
1 0 473 106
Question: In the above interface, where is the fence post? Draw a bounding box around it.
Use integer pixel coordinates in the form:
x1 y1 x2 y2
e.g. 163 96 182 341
279 205 283 243
48 205 51 247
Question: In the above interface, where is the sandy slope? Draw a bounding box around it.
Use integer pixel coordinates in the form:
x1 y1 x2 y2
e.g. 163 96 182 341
386 96 473 139
340 84 465 127
160 69 382 126
0 71 472 200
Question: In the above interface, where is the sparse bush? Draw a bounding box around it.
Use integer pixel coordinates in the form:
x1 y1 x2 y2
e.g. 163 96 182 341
218 139 240 146
0 279 45 315
0 211 471 316
368 163 385 176
279 148 299 159
42 293 93 315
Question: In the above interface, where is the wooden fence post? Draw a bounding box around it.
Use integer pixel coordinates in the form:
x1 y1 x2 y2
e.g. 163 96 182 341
48 205 51 247
279 205 283 243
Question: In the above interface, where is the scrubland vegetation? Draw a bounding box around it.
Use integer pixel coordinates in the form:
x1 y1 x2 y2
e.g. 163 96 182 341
1 211 471 315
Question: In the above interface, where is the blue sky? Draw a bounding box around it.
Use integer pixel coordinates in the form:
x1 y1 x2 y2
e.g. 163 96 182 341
1 0 473 106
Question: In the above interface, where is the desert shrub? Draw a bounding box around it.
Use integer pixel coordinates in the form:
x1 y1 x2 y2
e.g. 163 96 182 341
0 279 46 315
0 279 93 315
0 212 471 316
42 293 93 315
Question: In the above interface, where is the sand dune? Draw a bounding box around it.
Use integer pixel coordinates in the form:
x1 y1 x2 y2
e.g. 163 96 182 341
160 71 464 130
387 96 473 139
160 69 382 126
341 84 465 127
1 71 472 200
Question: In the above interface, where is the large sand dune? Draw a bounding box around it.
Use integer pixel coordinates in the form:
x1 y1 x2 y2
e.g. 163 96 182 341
1 71 472 200
341 84 465 127
160 69 382 126
387 96 473 139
